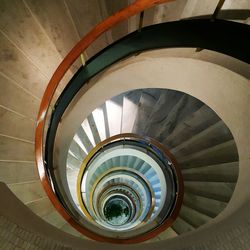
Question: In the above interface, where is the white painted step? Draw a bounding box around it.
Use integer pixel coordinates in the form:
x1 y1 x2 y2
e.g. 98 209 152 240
121 90 142 133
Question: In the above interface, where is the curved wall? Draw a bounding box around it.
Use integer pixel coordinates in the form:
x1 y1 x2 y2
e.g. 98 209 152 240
55 50 250 224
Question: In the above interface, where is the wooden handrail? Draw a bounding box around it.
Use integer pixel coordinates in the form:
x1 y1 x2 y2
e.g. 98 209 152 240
35 0 175 244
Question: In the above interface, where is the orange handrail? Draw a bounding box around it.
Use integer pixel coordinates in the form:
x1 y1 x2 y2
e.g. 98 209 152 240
35 0 176 243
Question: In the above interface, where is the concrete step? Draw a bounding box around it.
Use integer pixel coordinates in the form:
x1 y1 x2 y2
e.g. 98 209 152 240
42 211 66 229
179 140 238 169
106 95 123 136
66 168 80 206
121 90 142 133
147 227 177 242
60 222 83 238
132 89 160 135
172 216 195 235
183 193 227 218
69 140 86 161
76 126 94 153
87 113 101 145
8 180 46 204
0 106 35 142
179 204 211 228
171 120 233 158
164 105 220 149
92 107 107 141
67 153 82 169
102 103 110 138
0 135 34 162
144 90 183 138
0 161 38 184
26 197 55 218
120 155 128 167
184 181 236 202
181 161 238 182
155 94 203 143
158 227 178 239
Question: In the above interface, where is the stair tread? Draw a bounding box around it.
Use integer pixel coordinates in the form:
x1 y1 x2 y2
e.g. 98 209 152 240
132 89 160 135
144 90 183 138
106 95 123 136
182 161 238 183
43 211 66 229
184 181 235 202
121 90 142 133
183 192 227 217
164 105 220 148
69 139 86 161
87 113 101 145
171 120 233 158
156 95 203 142
179 140 238 169
76 125 94 153
172 216 195 235
179 204 211 228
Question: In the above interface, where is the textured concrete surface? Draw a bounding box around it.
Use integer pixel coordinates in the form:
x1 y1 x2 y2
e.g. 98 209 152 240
0 0 249 243
1 182 250 249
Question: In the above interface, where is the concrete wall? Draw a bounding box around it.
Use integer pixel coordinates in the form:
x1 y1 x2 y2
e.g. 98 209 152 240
1 181 250 249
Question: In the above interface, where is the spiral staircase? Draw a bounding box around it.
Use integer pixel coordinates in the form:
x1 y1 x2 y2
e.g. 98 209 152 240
0 0 250 249
63 88 238 241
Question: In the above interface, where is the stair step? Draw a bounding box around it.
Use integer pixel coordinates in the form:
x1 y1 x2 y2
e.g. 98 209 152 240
60 223 82 237
120 155 128 167
171 120 233 158
172 216 195 235
43 211 66 229
26 197 55 217
164 105 220 149
92 107 107 141
106 95 123 136
139 162 148 174
156 94 203 142
66 169 79 204
87 113 101 145
179 140 238 169
132 89 160 135
67 153 82 169
148 227 177 242
158 227 178 239
76 126 94 153
183 193 227 218
144 90 183 138
179 204 211 228
69 140 86 161
0 161 38 184
184 181 236 202
134 158 144 170
121 90 141 133
8 180 46 204
182 161 239 182
102 103 110 138
128 155 136 168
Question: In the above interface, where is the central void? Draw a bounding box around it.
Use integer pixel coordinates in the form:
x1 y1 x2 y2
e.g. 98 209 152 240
104 197 131 226
77 135 178 234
